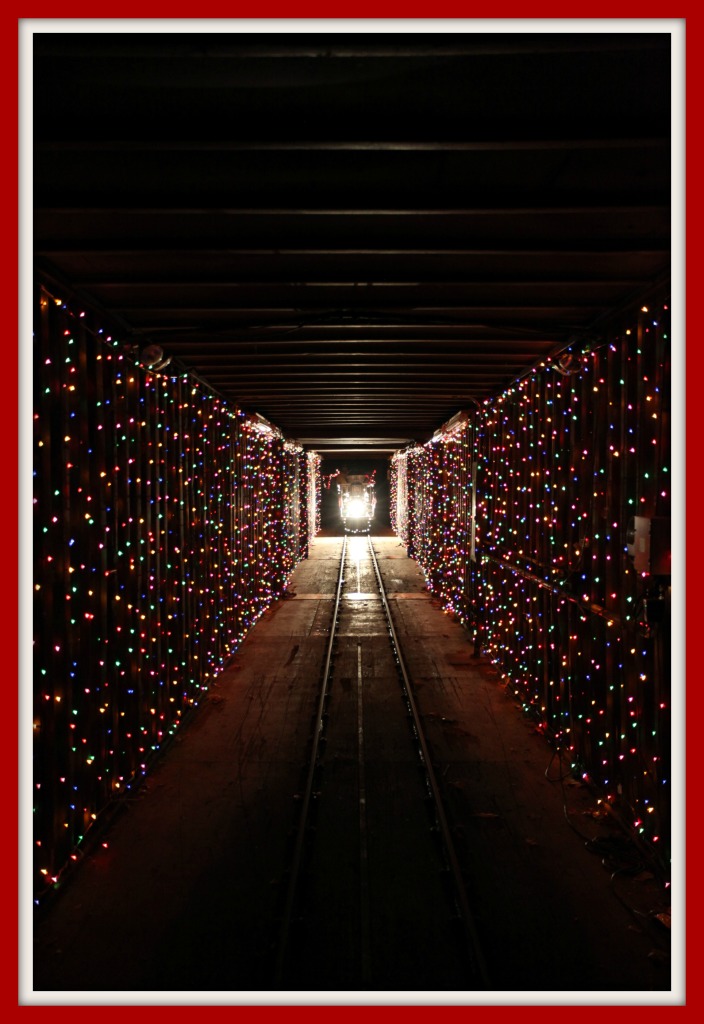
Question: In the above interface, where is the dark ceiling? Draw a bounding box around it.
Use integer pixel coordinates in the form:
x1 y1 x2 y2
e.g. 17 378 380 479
33 30 672 456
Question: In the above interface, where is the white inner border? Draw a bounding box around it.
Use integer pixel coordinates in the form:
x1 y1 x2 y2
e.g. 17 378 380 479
19 16 686 1009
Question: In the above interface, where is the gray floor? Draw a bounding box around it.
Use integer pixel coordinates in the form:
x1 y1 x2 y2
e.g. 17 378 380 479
29 529 673 1003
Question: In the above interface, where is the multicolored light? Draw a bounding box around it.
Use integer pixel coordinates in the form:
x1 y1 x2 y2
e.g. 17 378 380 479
33 286 321 898
391 302 671 869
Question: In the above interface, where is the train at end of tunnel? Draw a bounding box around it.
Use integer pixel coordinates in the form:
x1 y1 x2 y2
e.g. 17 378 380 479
337 471 376 535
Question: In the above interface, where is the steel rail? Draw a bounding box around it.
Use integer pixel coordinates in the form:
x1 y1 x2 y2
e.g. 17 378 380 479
274 532 490 989
366 534 491 989
273 533 348 988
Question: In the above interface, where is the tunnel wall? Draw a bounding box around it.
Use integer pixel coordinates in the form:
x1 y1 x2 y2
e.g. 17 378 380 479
32 284 321 896
391 300 672 868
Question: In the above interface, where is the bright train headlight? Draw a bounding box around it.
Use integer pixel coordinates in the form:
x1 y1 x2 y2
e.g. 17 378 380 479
346 498 366 517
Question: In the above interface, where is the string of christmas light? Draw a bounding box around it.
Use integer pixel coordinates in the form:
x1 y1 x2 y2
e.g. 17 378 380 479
390 301 671 869
33 284 320 899
307 451 322 539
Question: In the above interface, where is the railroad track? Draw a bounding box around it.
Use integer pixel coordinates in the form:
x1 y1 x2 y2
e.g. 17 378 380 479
272 534 490 992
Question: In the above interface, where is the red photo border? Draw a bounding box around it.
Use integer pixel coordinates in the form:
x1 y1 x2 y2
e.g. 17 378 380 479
7 5 695 1016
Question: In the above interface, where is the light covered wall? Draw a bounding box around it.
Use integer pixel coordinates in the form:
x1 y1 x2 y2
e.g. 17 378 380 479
32 284 321 899
391 300 672 870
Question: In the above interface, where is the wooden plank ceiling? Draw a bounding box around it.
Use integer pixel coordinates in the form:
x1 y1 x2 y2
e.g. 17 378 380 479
33 30 671 456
